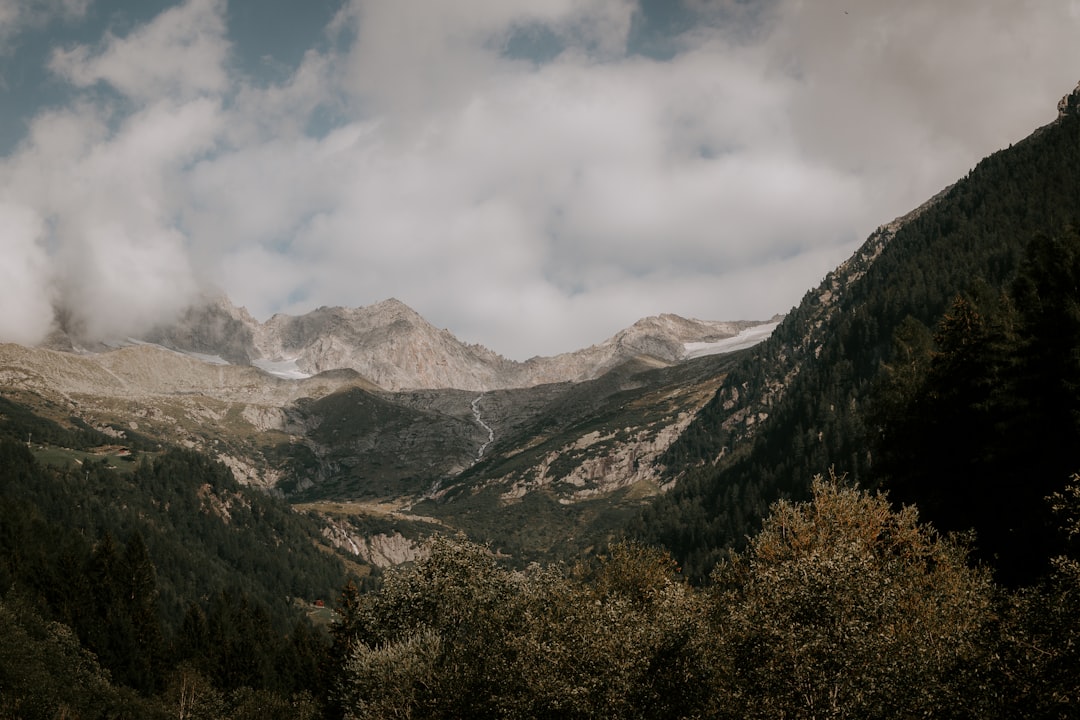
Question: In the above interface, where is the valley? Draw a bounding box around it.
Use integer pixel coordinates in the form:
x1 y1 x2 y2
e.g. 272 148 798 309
1 305 765 566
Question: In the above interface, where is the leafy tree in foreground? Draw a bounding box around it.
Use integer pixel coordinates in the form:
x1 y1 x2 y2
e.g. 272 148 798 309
336 535 513 718
507 542 711 720
709 473 997 719
334 537 710 720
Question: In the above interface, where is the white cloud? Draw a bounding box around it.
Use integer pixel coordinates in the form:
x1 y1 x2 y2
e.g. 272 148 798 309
155 0 1080 357
761 0 1080 217
226 49 335 144
188 24 868 355
37 98 218 338
0 2 18 40
53 223 198 339
0 0 227 343
0 0 273 343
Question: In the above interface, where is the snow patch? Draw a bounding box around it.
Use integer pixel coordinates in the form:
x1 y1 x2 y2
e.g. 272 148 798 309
252 357 313 380
683 322 779 359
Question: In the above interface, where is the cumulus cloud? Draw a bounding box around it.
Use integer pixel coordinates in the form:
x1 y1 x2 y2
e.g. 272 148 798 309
1 0 225 343
34 95 220 338
2 0 1080 358
758 0 1080 216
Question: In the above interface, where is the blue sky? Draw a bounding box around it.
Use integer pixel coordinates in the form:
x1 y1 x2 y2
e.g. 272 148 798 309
2 0 1080 359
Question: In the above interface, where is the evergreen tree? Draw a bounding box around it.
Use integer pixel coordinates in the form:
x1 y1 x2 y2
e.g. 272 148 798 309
878 230 1080 584
116 530 166 693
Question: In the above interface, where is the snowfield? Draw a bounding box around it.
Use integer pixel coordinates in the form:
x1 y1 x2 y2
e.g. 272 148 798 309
683 321 779 359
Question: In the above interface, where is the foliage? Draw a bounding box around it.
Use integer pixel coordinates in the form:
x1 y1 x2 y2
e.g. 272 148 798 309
4 432 1080 718
0 394 156 453
990 473 1080 717
709 473 996 718
507 543 712 720
332 481 1073 719
0 429 349 633
333 536 711 720
337 535 525 718
0 594 147 720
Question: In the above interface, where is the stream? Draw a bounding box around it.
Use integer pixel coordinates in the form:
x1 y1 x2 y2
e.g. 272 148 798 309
471 394 495 461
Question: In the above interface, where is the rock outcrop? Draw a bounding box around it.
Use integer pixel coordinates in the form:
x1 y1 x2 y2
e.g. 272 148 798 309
1058 80 1080 119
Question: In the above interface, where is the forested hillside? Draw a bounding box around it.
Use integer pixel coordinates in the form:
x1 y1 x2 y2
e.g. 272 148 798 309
637 108 1080 583
0 399 364 717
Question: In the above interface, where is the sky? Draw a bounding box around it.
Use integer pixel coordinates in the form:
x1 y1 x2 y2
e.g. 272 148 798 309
1 0 1079 360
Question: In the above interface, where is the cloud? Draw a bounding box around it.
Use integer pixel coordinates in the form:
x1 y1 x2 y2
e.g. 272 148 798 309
189 14 868 354
2 0 1080 359
48 0 229 102
0 0 227 343
757 0 1080 216
5 96 218 340
0 203 53 345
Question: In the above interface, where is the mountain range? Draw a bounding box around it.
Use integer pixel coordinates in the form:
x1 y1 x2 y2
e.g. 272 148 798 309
5 292 777 565
44 294 773 392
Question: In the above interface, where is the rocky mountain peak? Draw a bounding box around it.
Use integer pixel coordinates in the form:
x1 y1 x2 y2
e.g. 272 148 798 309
370 297 421 317
251 299 514 390
609 313 767 363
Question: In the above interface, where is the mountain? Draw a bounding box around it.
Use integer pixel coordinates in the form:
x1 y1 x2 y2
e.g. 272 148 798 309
134 295 773 391
7 82 1080 719
636 80 1080 583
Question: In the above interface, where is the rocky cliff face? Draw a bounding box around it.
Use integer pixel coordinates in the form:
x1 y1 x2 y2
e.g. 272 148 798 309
1057 80 1080 119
